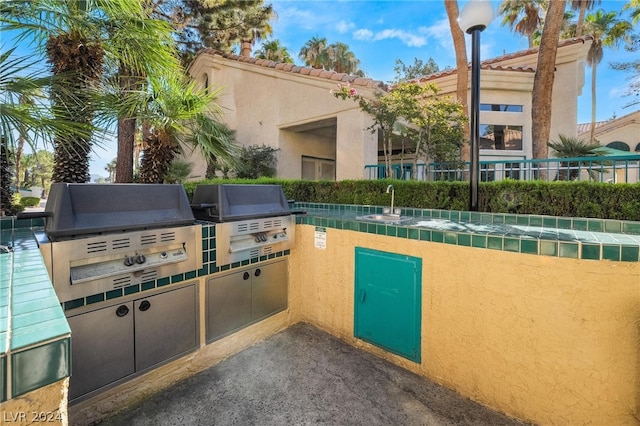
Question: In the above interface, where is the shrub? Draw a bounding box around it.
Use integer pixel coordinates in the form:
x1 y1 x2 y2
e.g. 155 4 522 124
184 178 640 221
20 196 41 207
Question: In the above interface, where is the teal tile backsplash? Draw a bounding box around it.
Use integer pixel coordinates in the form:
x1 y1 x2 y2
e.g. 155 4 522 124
294 203 640 262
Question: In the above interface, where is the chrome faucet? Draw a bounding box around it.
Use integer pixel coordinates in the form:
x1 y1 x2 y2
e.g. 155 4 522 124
386 184 395 215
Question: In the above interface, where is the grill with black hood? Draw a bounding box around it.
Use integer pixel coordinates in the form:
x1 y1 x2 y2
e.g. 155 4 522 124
29 183 202 303
190 184 298 265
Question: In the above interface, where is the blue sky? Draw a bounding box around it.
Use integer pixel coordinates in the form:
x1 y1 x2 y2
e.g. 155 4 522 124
268 0 638 123
5 0 638 178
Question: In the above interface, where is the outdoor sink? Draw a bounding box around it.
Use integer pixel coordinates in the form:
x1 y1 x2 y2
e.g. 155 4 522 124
356 214 413 225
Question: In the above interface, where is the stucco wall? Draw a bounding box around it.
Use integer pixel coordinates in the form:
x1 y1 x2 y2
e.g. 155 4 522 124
288 225 640 425
188 55 379 180
1 379 68 425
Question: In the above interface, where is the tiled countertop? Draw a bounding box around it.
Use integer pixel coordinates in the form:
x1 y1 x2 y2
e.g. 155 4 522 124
0 218 71 402
294 203 640 262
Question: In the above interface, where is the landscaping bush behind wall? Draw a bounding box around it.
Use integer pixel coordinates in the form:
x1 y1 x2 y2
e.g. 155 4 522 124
184 179 640 221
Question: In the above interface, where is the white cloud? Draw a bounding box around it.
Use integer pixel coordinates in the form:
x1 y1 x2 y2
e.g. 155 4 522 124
373 29 427 47
419 18 453 50
336 20 355 34
353 28 374 40
353 28 427 47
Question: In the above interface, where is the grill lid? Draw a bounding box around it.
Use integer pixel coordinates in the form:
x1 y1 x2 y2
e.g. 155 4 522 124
42 183 195 240
191 184 291 222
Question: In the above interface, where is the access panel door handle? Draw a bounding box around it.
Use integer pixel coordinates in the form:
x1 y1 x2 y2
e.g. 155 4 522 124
360 290 366 303
139 300 151 311
243 271 250 280
254 268 261 277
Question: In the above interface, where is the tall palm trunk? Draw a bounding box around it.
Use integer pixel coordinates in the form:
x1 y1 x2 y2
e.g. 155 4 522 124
47 33 103 183
139 126 179 183
116 64 138 183
444 0 469 163
589 62 597 143
576 2 587 36
531 0 566 163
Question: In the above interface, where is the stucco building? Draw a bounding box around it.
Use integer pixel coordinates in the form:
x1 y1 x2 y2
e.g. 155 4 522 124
187 37 593 181
577 109 640 152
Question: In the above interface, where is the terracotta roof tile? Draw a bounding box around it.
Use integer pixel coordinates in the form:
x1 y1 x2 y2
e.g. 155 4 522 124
406 36 592 85
194 48 387 90
483 36 593 66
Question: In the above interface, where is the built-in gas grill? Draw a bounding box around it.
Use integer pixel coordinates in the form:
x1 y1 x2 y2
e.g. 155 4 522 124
191 184 297 265
31 183 202 303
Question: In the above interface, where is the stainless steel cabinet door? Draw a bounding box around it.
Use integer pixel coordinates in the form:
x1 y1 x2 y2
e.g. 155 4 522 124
206 270 252 342
67 303 135 400
252 260 287 321
134 284 198 371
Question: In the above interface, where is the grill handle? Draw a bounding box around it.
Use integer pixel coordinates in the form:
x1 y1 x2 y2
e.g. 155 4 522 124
16 211 53 219
190 203 216 210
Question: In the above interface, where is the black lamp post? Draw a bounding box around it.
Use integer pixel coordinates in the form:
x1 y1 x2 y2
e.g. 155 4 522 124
458 0 494 212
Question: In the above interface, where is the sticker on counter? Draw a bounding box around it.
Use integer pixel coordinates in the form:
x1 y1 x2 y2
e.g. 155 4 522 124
314 226 326 249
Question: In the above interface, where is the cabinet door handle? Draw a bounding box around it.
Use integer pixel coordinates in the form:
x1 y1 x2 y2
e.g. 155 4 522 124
139 300 151 311
116 305 129 317
243 271 250 280
254 268 261 277
360 290 366 303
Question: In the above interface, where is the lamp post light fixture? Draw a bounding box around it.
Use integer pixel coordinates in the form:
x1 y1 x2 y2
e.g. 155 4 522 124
458 0 494 212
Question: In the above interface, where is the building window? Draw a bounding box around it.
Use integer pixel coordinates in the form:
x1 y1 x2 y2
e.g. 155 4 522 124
203 73 209 93
480 104 523 112
480 124 523 150
302 156 335 181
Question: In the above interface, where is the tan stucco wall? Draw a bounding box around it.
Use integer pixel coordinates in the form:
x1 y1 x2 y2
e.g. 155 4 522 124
289 225 640 425
188 55 378 180
580 110 640 149
0 379 69 425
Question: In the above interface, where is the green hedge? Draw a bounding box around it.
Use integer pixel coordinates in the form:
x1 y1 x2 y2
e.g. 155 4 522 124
20 196 41 208
184 179 640 221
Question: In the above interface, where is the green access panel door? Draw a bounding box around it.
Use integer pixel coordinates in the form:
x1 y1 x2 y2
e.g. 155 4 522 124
354 247 422 363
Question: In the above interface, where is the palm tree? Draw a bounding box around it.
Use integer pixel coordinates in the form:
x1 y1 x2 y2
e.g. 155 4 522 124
255 39 294 63
238 5 274 58
498 0 549 47
105 159 116 183
531 0 566 164
548 134 605 180
571 0 601 37
584 9 633 143
623 0 640 24
299 36 329 69
137 74 238 183
444 0 469 163
327 42 363 75
2 0 181 183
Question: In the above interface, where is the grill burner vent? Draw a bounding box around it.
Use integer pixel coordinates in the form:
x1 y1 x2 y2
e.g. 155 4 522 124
87 241 108 254
112 238 130 250
112 276 131 288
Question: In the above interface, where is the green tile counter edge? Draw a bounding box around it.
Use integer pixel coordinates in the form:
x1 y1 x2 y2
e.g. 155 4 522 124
0 220 70 402
293 203 640 263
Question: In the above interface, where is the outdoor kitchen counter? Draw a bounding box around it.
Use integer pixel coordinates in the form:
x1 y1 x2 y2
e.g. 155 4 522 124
0 217 71 404
294 202 640 262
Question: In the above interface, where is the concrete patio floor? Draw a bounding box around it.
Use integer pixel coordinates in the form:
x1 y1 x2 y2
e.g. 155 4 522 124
99 323 529 426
